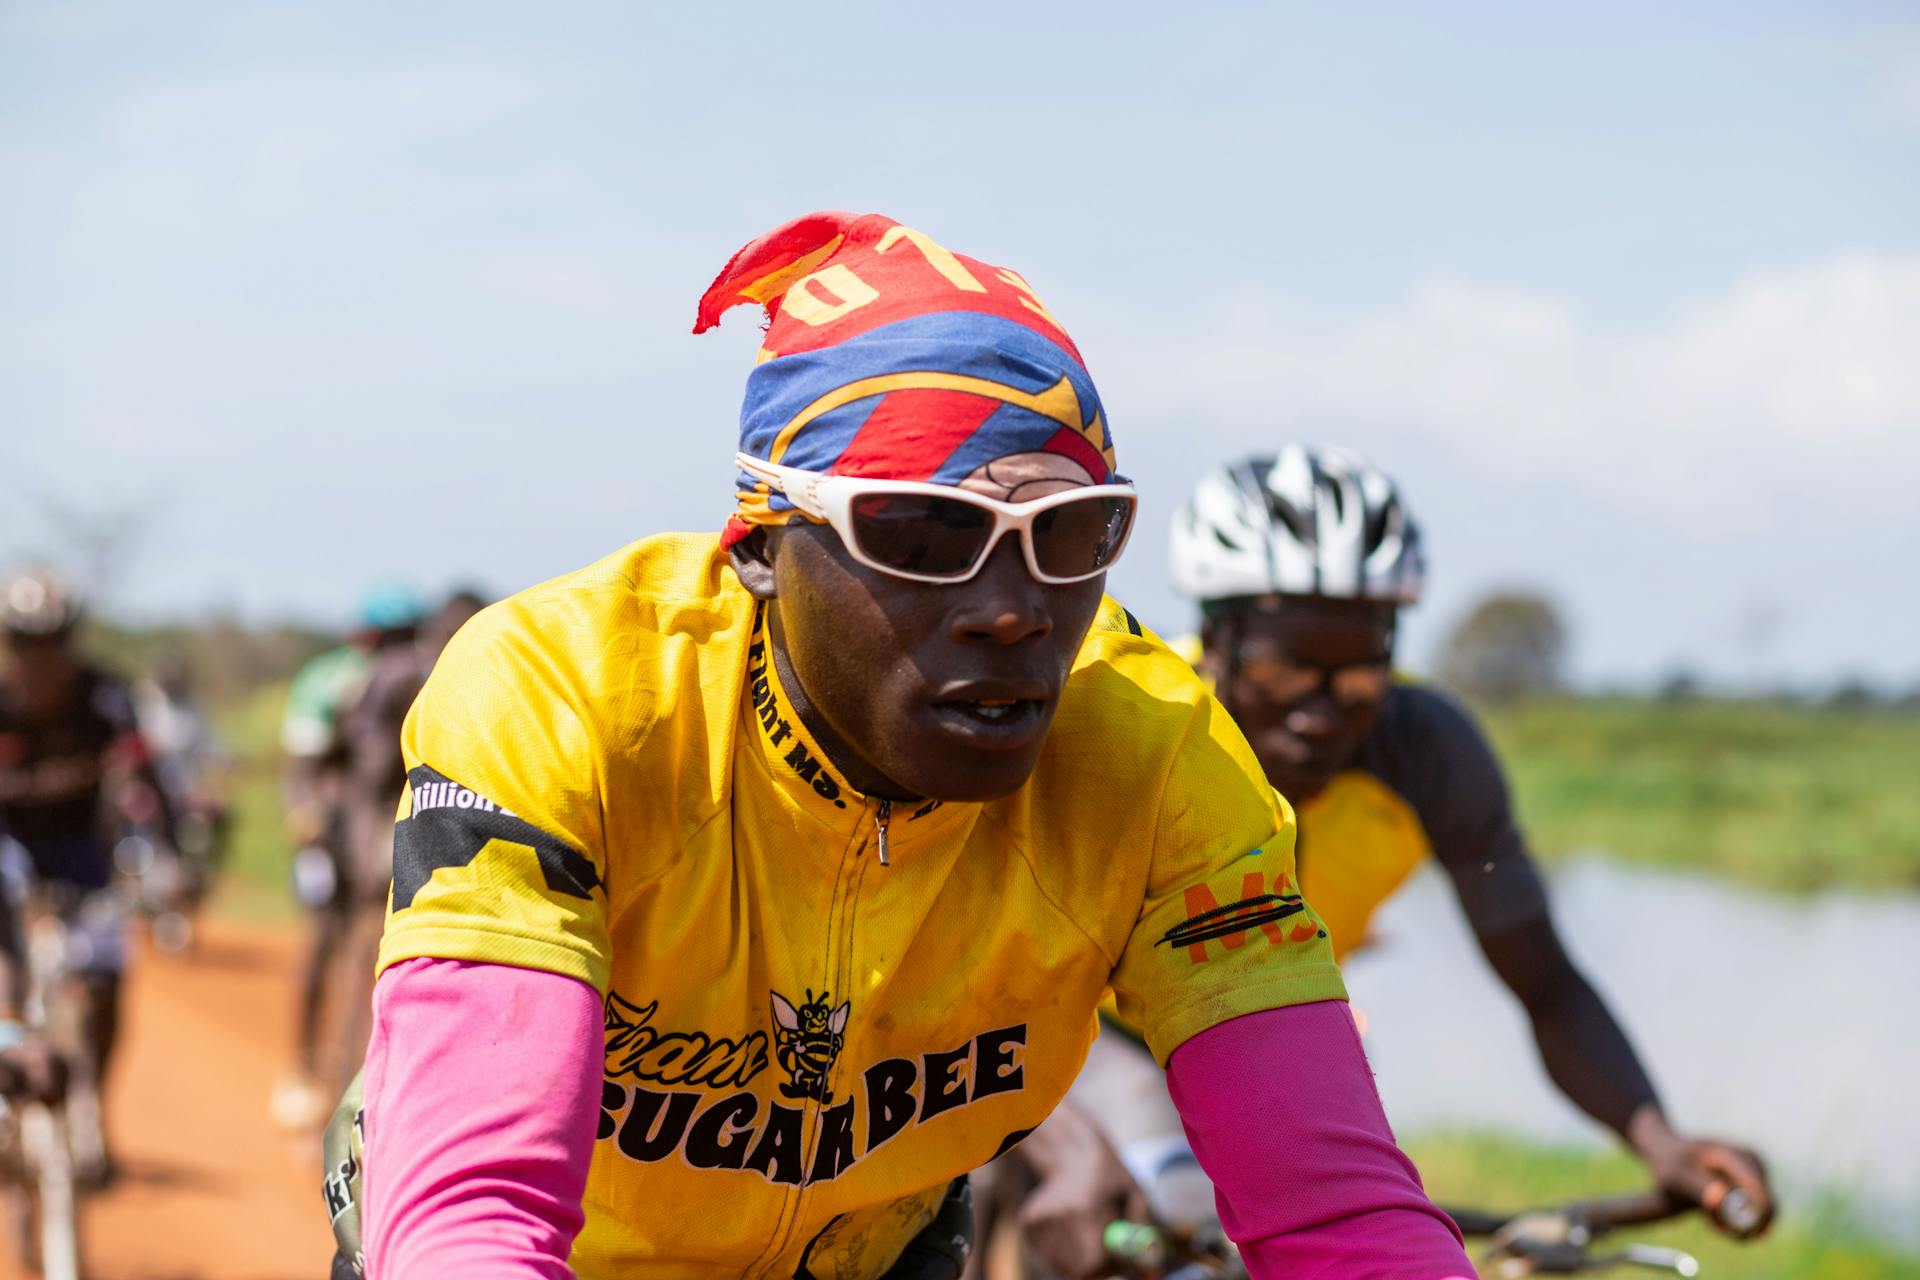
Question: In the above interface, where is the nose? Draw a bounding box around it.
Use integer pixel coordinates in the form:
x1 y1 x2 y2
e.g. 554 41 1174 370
1283 692 1343 738
948 533 1052 646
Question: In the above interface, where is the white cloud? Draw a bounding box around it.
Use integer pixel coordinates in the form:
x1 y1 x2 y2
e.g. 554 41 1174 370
1086 253 1920 683
1103 252 1920 532
1653 254 1920 445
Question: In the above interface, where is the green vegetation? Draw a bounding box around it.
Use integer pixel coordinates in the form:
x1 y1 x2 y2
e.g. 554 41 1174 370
1406 1130 1917 1279
1476 697 1920 892
83 617 331 704
208 681 301 920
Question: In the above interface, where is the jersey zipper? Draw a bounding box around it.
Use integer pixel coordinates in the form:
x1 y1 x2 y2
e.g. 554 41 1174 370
751 798 885 1278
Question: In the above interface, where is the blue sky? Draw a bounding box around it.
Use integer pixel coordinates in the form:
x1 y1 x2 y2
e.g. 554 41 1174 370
4 1 1916 686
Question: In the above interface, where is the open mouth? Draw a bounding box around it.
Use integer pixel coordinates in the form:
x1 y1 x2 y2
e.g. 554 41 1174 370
949 697 1036 724
926 695 1047 748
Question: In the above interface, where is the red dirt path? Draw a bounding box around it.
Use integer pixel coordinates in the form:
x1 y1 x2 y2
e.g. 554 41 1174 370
3 916 337 1280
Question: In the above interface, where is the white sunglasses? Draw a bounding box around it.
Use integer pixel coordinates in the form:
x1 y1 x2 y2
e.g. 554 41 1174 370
735 453 1138 585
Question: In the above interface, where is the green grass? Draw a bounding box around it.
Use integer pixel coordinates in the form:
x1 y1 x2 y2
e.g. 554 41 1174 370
1476 698 1920 892
1406 1131 1918 1279
208 682 302 920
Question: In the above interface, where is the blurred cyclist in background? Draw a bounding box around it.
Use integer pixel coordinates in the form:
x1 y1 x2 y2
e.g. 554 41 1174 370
273 584 426 1130
131 652 226 827
130 651 231 951
0 568 172 1183
0 843 64 1105
327 585 484 1098
422 588 487 660
991 447 1777 1273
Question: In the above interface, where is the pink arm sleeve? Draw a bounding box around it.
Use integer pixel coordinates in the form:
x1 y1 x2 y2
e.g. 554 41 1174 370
362 957 603 1279
1166 1001 1473 1280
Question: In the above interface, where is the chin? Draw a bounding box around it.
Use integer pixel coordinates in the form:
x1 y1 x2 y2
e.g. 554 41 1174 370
898 745 1047 805
1265 765 1335 806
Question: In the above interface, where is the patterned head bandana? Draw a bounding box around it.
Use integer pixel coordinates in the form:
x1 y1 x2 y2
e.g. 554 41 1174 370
694 211 1117 546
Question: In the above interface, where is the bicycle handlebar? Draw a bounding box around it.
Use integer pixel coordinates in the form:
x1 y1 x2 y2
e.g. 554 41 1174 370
1447 1182 1761 1239
1099 1183 1759 1278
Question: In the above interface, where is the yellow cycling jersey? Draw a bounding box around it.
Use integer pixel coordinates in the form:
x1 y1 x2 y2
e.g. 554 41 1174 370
1294 773 1430 958
378 534 1345 1279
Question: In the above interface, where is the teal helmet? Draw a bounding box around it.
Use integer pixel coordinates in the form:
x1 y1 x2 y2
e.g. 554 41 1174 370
356 581 426 632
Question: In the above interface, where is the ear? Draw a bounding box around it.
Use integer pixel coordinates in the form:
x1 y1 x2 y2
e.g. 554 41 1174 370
770 990 798 1030
1197 620 1225 682
1378 603 1402 656
829 1002 850 1034
729 529 779 602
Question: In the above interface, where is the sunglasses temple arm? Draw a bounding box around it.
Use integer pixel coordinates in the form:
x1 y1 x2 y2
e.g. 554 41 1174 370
739 457 840 525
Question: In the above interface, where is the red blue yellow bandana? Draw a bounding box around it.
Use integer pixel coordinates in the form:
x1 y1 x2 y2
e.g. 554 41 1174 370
694 212 1117 546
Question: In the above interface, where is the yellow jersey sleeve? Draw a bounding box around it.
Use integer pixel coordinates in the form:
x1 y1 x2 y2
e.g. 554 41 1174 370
1106 683 1347 1066
377 598 613 992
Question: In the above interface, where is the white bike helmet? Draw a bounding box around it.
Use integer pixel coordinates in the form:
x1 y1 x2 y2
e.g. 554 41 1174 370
1171 445 1424 607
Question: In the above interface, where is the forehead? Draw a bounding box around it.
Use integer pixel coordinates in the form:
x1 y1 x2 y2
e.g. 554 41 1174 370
1228 596 1396 662
956 450 1096 502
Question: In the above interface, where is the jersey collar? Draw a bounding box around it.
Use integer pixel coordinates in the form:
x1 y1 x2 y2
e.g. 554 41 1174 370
740 609 973 850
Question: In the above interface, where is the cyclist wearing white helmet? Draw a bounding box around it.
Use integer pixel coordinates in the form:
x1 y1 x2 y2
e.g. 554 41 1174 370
994 448 1774 1271
1170 445 1425 812
1173 444 1425 608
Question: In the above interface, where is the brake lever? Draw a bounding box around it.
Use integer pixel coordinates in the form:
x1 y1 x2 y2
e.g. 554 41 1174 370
1600 1243 1700 1275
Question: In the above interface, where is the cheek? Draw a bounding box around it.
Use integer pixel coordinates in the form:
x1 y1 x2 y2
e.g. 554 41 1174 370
1047 583 1106 665
774 546 926 722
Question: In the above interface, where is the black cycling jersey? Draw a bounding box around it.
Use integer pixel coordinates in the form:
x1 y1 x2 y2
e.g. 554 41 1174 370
0 665 141 851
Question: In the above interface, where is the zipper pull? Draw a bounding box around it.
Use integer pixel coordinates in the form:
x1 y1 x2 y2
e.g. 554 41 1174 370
875 799 891 867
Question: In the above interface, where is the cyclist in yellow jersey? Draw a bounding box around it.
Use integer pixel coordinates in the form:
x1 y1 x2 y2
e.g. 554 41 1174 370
343 216 1476 1279
993 447 1775 1269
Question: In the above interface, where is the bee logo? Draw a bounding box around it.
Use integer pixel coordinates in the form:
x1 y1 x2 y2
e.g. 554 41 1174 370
769 988 850 1103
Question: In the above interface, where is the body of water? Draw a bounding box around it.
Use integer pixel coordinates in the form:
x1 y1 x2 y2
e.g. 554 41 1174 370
1343 858 1920 1244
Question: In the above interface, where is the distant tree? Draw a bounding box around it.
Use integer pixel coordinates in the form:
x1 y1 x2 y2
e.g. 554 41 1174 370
1657 667 1703 703
1437 590 1569 704
1825 678 1880 712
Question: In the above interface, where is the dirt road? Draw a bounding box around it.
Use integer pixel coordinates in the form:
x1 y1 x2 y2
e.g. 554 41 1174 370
4 917 337 1280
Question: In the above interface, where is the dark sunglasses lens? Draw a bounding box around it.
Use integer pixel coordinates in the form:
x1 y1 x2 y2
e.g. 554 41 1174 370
1331 665 1393 707
847 493 995 578
1238 656 1326 703
1031 495 1135 579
